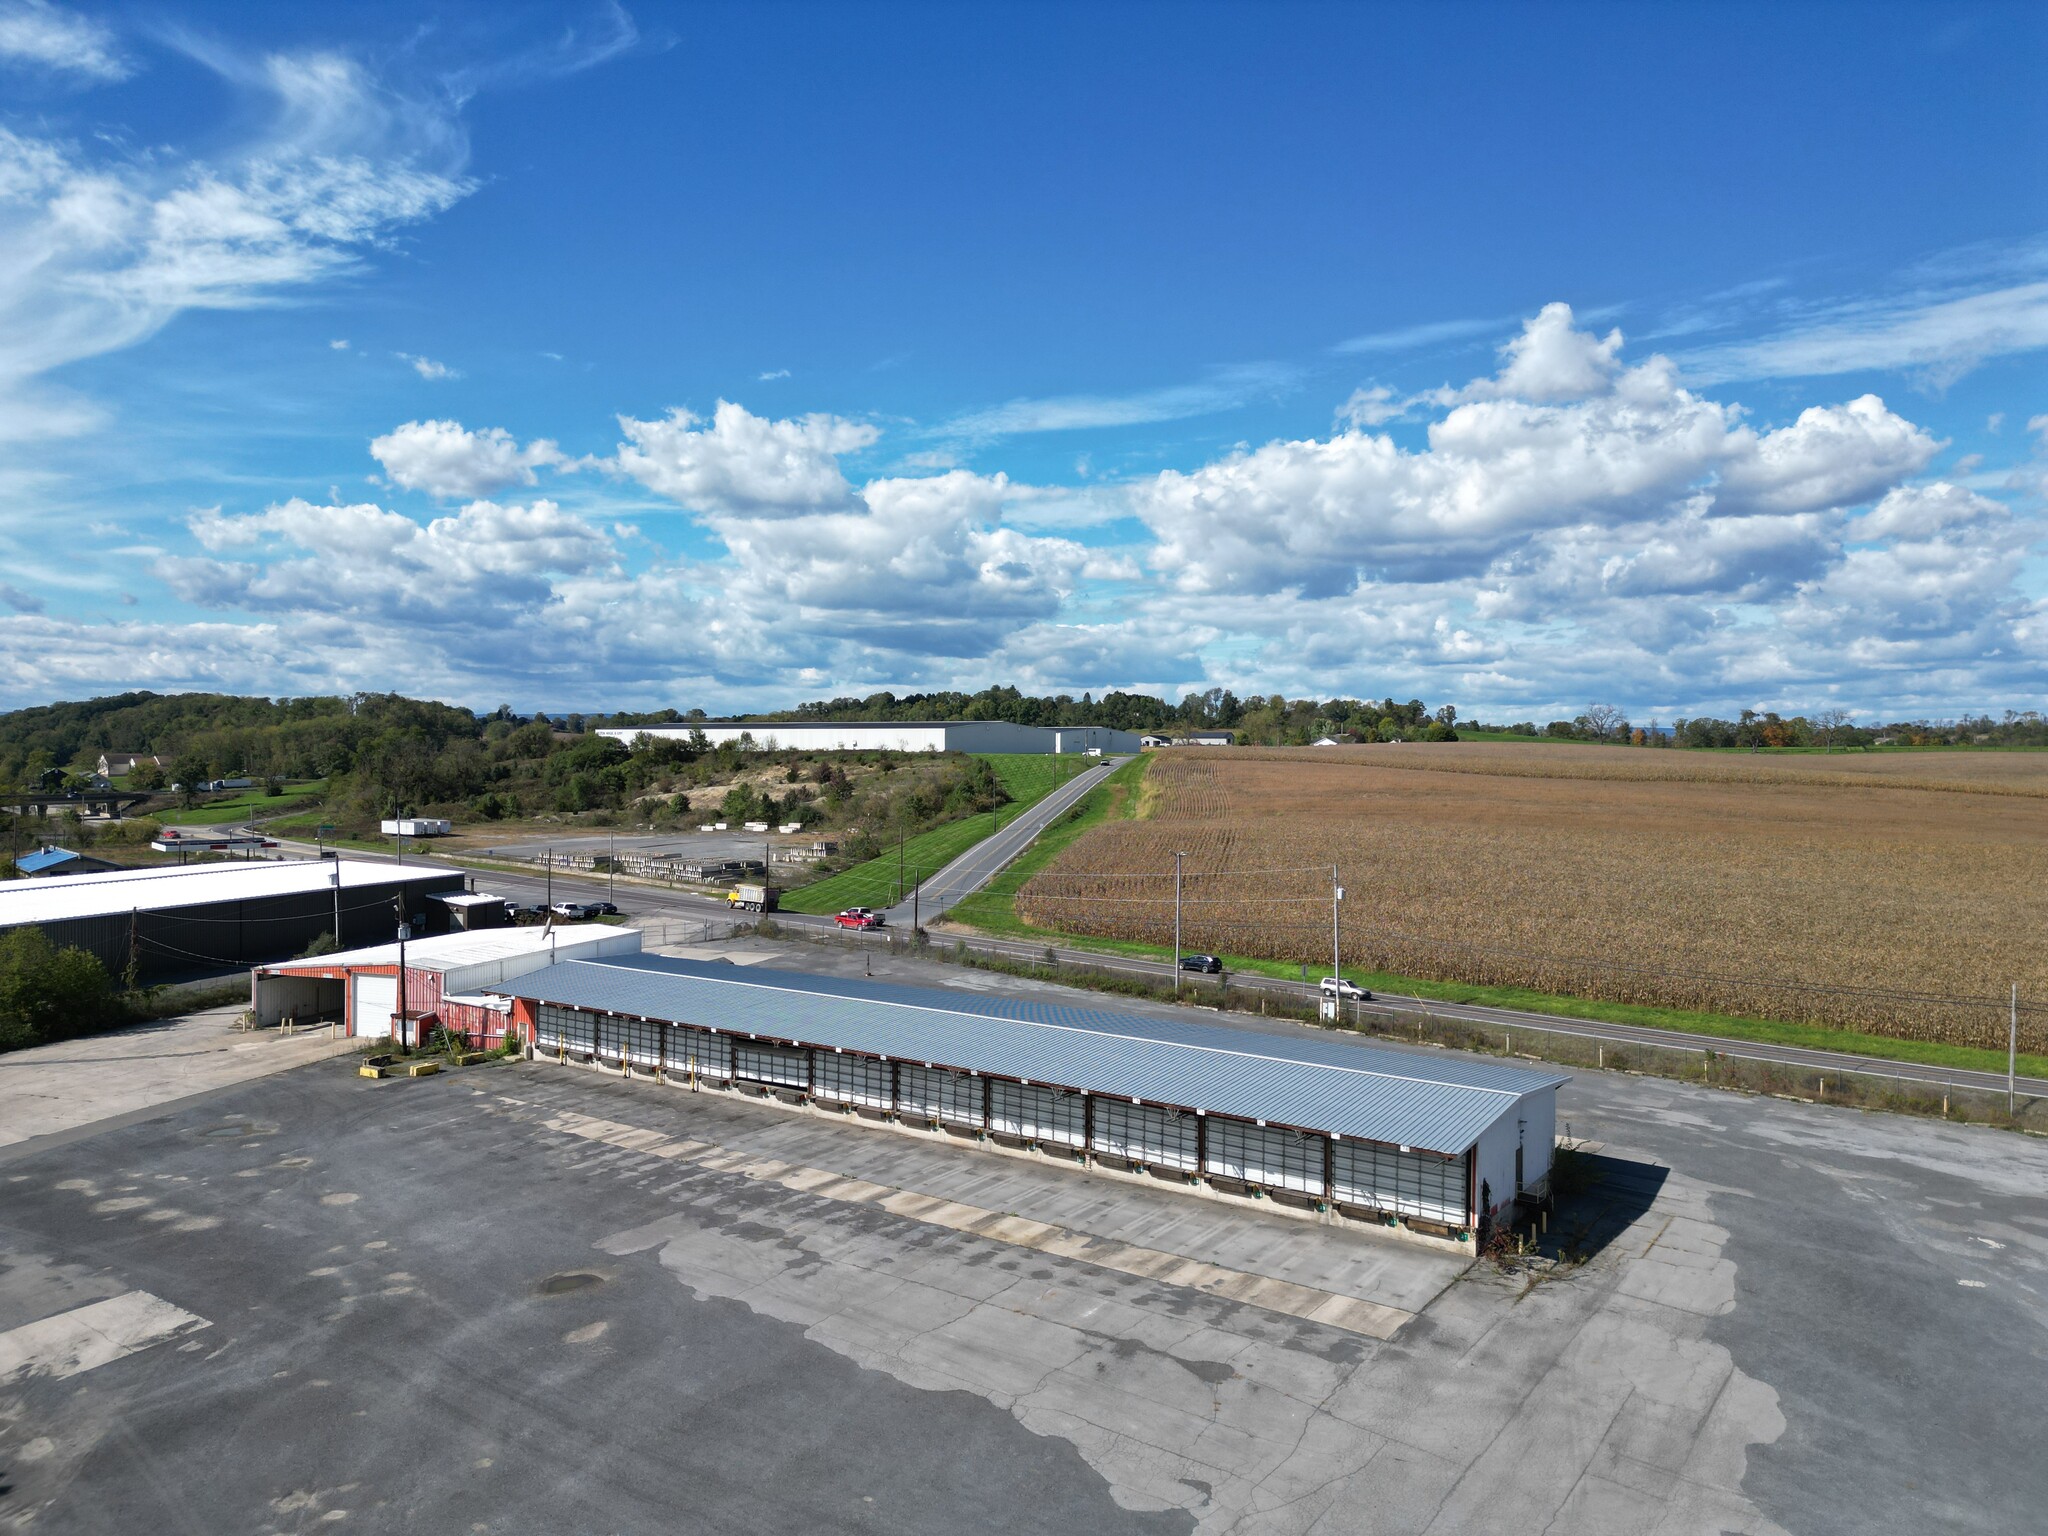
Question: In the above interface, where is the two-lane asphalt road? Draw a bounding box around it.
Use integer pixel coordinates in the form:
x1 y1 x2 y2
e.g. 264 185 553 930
881 754 1128 924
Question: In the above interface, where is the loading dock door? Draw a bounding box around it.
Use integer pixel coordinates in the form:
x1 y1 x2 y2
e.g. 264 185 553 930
1091 1100 1199 1172
1331 1142 1468 1225
352 974 397 1038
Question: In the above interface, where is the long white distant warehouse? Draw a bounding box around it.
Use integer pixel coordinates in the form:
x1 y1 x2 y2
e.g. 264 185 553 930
599 721 1141 754
0 859 464 983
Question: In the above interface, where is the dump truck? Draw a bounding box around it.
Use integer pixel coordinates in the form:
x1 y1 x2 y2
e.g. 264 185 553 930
727 881 779 913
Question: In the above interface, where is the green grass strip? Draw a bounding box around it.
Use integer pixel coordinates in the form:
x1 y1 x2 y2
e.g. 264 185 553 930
779 754 1091 915
945 754 1149 931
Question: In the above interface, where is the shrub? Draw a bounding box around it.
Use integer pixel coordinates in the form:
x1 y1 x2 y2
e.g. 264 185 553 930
0 926 120 1051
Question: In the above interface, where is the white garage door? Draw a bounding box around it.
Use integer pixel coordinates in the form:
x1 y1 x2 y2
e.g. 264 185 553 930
352 973 397 1038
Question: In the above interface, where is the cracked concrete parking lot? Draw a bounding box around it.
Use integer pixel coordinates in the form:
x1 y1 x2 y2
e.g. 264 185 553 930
2 950 2044 1534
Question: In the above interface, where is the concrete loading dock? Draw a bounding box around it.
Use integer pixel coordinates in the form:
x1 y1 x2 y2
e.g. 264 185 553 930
0 859 463 983
252 924 642 1040
498 955 1563 1241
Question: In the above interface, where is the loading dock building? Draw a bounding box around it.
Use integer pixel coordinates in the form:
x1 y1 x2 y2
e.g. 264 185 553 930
497 956 1564 1240
598 721 1142 755
0 859 466 983
252 924 642 1041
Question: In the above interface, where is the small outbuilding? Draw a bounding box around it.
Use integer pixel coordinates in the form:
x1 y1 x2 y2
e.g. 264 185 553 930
429 891 511 931
251 923 642 1043
14 846 121 877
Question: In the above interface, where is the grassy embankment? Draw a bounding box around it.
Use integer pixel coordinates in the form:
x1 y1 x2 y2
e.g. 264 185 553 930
779 754 1083 914
167 779 328 824
940 754 2048 1081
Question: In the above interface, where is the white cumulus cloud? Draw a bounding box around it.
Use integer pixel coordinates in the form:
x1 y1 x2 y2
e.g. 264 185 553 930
1137 304 1940 598
612 400 878 516
370 419 565 500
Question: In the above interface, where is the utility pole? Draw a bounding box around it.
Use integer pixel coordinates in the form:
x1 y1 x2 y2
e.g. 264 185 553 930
913 871 921 932
1332 863 1344 983
897 827 905 906
610 829 617 902
2011 983 2019 1115
394 894 409 1050
546 845 552 909
1173 850 1184 992
331 854 341 947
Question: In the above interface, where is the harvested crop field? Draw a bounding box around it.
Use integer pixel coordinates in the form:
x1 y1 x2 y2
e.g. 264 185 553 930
1016 745 2048 1051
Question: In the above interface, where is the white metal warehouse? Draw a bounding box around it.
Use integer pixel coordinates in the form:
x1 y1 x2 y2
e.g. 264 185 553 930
597 721 1141 754
498 955 1563 1240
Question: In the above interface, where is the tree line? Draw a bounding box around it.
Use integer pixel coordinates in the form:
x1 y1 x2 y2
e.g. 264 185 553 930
1482 707 2048 750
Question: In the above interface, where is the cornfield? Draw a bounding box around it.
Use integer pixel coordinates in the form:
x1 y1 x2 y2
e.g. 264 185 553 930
1016 747 2048 1051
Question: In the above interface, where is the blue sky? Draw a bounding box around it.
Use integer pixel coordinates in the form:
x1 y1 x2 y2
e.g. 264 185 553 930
0 0 2044 721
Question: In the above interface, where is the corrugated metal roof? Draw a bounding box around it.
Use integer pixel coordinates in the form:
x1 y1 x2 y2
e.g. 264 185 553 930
257 923 637 976
0 858 456 926
496 955 1565 1154
15 848 80 874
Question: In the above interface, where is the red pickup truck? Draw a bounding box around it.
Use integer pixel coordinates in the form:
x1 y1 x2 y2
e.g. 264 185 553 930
835 908 886 930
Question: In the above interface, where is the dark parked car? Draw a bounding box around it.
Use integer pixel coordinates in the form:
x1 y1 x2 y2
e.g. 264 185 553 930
1178 954 1223 974
587 901 619 916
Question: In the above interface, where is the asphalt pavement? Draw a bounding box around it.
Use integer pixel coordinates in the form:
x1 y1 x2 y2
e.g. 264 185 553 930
7 955 2047 1533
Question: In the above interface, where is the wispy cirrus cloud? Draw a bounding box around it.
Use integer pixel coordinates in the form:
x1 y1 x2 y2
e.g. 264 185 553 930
1678 237 2048 388
398 352 460 381
0 45 476 445
940 362 1299 442
1333 314 1507 354
0 0 128 80
1685 280 2048 389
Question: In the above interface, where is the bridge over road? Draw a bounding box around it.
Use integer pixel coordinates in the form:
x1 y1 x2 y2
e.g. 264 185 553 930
0 790 158 819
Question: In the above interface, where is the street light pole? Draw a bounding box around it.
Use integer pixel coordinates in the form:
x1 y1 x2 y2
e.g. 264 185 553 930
331 855 341 947
2011 982 2019 1115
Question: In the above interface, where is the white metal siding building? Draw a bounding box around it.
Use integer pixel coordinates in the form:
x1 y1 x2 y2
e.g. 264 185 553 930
252 924 642 1036
599 721 1141 754
500 956 1562 1239
0 859 464 983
